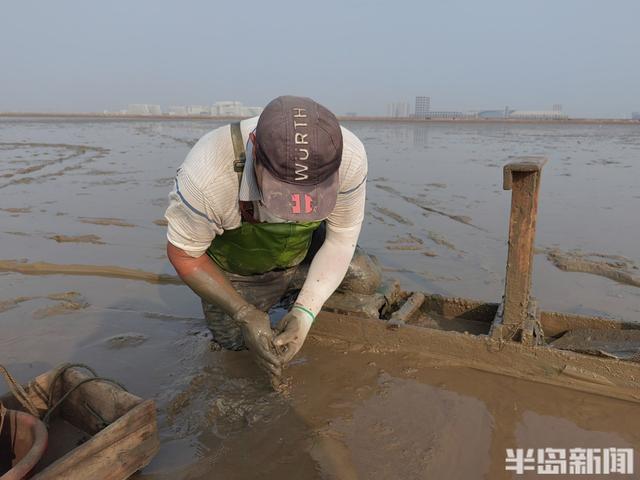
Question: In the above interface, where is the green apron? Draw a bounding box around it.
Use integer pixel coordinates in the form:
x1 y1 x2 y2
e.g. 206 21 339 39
206 122 321 276
207 221 321 276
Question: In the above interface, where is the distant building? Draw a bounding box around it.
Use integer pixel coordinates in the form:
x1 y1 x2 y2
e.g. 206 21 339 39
212 101 243 116
168 106 188 116
552 104 562 112
210 101 262 117
427 111 467 119
387 102 411 118
240 106 264 117
632 112 640 120
186 105 210 115
509 110 568 120
126 104 162 115
478 109 508 119
415 96 431 119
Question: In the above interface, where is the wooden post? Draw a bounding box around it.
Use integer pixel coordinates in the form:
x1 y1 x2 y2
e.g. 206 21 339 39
491 157 546 343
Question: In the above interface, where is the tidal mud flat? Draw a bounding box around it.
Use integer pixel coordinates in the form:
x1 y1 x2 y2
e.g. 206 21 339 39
1 117 640 478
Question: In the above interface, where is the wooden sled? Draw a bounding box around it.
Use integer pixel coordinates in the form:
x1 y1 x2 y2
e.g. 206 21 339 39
318 158 640 404
1 364 159 479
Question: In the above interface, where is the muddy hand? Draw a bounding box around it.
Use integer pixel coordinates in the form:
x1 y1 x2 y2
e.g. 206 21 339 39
273 306 314 365
234 305 282 377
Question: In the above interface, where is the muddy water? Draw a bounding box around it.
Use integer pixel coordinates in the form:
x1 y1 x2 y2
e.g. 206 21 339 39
1 118 639 478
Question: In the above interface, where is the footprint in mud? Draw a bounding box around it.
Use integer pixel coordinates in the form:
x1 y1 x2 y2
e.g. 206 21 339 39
104 332 149 349
427 231 463 254
386 234 438 257
32 291 90 319
0 296 36 314
373 205 413 226
0 291 89 317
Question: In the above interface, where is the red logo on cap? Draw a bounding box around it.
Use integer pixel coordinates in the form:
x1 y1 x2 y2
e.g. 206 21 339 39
291 193 313 214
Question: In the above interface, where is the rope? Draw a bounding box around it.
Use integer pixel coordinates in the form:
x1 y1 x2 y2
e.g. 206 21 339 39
43 362 127 427
43 377 126 426
46 363 99 410
0 364 39 418
0 401 6 435
0 362 128 429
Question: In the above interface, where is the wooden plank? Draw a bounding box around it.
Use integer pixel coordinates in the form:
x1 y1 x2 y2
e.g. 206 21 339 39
415 293 640 340
502 167 540 338
540 310 640 337
57 369 140 434
311 311 640 403
33 399 159 479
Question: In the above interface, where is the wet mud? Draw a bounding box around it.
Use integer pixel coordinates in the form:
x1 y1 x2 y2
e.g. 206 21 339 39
374 183 481 229
545 248 640 288
0 142 109 188
32 295 89 319
104 332 150 349
427 230 462 252
373 205 413 225
0 260 182 284
78 217 137 227
0 207 31 214
1 118 640 479
48 234 105 244
0 292 88 319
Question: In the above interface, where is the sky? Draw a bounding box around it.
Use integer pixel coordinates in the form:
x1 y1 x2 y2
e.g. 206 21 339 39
1 0 639 118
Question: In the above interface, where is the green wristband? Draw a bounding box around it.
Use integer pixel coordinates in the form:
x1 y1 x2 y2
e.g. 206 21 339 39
293 304 316 322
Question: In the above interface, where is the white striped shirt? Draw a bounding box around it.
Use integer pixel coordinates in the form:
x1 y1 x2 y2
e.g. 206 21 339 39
165 116 367 257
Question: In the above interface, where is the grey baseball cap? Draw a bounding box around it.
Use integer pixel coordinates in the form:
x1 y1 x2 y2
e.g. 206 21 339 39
254 95 343 221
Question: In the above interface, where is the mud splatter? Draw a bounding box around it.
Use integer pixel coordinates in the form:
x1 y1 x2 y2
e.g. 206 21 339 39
33 292 89 319
48 234 105 244
545 249 640 288
385 234 436 256
0 207 31 214
0 296 36 313
78 217 136 227
0 259 182 284
375 184 482 230
373 206 413 225
0 291 88 318
0 142 110 189
104 332 149 349
153 218 168 226
427 231 462 252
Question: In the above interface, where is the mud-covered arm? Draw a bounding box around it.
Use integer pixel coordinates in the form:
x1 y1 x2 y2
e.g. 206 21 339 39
167 243 281 376
165 166 281 375
166 242 248 316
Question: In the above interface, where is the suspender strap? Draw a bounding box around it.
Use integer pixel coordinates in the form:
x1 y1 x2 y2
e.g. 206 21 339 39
230 121 246 183
230 121 256 223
